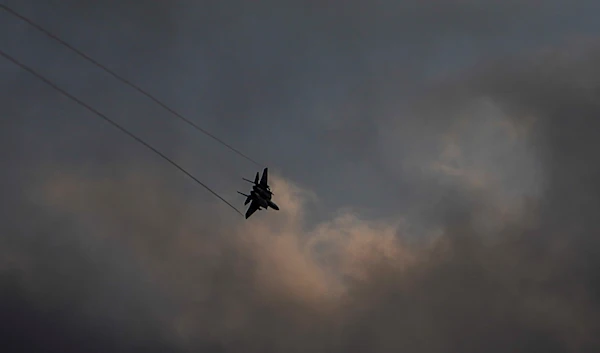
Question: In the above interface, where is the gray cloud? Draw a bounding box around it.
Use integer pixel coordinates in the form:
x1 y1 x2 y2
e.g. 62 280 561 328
2 1 600 352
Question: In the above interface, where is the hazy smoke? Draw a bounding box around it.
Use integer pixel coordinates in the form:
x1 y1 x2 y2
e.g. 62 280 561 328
2 1 600 352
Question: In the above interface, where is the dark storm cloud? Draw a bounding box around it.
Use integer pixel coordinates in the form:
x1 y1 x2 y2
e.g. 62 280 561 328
4 0 600 215
15 158 600 353
423 40 600 233
474 44 600 230
0 172 182 352
0 0 183 159
3 1 600 352
1 2 194 352
164 0 600 218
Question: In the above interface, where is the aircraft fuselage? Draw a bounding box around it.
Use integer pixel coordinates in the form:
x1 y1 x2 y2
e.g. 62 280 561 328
252 191 279 210
253 185 272 200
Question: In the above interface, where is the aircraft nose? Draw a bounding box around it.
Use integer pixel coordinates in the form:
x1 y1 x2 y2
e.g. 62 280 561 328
271 203 280 210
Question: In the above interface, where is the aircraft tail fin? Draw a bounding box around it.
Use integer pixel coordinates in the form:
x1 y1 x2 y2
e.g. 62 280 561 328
254 172 259 184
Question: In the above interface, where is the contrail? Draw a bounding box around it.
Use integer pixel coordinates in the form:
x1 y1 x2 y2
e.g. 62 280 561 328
1 3 265 168
0 48 244 217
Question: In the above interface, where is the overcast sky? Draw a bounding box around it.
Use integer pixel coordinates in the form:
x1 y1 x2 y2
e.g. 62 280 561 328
2 1 600 352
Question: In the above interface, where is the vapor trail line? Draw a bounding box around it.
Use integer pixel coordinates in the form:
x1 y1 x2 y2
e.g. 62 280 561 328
0 49 244 217
1 3 264 168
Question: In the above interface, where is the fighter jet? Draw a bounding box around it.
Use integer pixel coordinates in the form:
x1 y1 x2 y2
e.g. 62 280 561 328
238 168 279 219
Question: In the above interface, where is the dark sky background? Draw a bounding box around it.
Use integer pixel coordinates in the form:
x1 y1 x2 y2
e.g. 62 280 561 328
2 1 600 352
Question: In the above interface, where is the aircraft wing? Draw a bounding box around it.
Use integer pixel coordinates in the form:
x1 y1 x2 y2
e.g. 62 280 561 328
260 168 268 187
245 199 260 219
